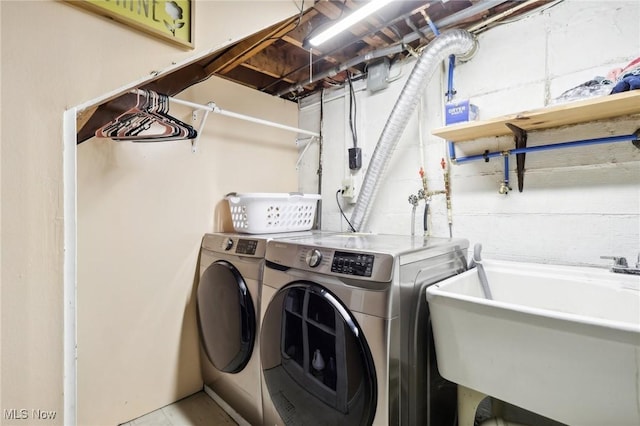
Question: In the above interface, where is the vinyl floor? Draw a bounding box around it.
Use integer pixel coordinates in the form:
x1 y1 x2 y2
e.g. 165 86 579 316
120 391 237 426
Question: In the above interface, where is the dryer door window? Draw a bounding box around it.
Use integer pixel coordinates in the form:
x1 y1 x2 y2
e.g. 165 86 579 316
261 282 377 425
197 260 255 373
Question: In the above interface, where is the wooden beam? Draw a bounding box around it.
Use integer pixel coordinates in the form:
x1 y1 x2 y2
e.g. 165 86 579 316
205 9 318 76
242 43 309 78
142 63 210 96
239 63 297 83
76 105 98 134
204 24 290 75
281 34 304 49
282 29 343 66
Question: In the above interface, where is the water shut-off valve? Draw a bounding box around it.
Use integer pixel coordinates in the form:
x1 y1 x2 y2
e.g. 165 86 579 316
407 159 453 236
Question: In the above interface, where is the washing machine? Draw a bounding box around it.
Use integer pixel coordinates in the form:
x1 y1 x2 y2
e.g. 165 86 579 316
259 233 469 426
197 232 316 425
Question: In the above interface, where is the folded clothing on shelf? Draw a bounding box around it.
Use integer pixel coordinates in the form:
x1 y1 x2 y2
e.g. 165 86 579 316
609 56 640 94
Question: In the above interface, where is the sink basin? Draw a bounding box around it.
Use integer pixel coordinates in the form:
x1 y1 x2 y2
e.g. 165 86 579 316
426 259 640 426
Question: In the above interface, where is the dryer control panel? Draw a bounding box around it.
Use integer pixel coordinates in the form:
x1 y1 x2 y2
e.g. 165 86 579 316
236 239 258 255
201 233 267 258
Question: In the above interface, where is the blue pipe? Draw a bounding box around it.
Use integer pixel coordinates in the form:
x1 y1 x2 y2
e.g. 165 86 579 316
503 154 509 185
448 140 457 161
455 150 502 164
511 133 633 154
426 17 440 36
424 16 458 102
447 55 456 102
424 16 456 101
426 16 460 164
454 133 637 164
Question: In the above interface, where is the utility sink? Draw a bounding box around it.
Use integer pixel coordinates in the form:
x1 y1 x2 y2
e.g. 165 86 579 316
426 259 640 426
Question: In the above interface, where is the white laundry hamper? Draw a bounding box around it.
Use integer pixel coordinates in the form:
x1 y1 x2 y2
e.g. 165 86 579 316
225 192 321 234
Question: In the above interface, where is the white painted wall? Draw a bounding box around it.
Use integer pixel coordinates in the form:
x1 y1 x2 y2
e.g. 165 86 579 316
299 0 640 266
77 77 299 426
1 1 302 425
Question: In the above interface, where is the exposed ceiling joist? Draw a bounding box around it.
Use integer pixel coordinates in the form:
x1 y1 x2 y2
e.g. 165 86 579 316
77 0 556 144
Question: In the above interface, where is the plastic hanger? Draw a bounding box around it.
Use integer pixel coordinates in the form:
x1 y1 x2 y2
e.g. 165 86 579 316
95 90 197 142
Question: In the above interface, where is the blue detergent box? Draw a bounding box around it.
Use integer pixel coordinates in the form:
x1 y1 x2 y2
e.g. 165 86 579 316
445 100 478 125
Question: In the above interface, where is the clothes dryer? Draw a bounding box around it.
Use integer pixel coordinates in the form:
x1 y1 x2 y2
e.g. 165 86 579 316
260 233 468 426
197 232 314 425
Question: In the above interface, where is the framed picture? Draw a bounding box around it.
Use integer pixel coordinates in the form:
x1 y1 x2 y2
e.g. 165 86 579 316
69 0 194 49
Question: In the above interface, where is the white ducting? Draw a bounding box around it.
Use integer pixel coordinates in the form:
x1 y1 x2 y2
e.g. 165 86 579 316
349 29 476 232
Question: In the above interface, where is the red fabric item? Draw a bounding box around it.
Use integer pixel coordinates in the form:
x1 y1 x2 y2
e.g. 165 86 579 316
621 57 640 74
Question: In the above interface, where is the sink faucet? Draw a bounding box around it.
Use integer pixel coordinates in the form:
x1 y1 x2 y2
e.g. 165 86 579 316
601 254 640 275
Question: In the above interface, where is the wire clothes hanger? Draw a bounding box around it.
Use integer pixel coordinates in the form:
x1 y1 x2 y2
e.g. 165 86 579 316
95 89 197 142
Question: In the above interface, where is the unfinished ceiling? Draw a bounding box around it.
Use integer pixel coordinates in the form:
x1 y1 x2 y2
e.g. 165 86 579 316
207 0 556 100
77 0 556 143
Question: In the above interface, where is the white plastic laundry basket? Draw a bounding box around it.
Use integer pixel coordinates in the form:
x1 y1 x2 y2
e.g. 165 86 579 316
225 192 321 234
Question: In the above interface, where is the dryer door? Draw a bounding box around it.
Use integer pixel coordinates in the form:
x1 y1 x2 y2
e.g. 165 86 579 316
197 260 256 373
261 281 377 425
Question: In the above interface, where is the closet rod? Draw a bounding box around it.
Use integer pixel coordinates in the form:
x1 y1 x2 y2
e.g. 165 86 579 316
133 89 320 138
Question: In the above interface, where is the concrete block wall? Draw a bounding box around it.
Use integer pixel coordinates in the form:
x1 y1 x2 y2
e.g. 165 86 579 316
298 0 640 266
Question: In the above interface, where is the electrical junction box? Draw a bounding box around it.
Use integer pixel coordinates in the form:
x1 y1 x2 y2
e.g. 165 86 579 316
367 58 390 92
445 100 478 125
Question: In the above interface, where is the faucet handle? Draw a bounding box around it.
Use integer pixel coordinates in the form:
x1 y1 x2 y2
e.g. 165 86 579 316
601 256 628 267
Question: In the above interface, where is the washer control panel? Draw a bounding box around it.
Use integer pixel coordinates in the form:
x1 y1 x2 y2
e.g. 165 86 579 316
331 251 375 277
235 239 258 255
306 249 323 267
274 244 394 282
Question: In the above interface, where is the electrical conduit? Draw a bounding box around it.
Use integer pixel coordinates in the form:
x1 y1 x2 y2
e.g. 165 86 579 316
350 29 476 232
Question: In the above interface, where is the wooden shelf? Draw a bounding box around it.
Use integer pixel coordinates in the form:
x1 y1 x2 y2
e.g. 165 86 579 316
432 90 640 142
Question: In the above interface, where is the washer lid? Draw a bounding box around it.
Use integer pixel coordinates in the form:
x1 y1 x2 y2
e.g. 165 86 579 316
270 232 467 254
197 260 256 373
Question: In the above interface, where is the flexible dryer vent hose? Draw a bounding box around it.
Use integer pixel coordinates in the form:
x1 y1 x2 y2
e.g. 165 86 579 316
349 29 476 232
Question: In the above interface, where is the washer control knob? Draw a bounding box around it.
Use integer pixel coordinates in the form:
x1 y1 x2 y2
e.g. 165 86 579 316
306 249 323 268
224 238 234 251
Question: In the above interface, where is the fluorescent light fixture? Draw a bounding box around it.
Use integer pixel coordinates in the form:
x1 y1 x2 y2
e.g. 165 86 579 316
308 0 395 47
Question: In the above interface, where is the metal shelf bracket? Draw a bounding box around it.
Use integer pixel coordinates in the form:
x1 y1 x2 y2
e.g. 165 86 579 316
505 123 527 192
